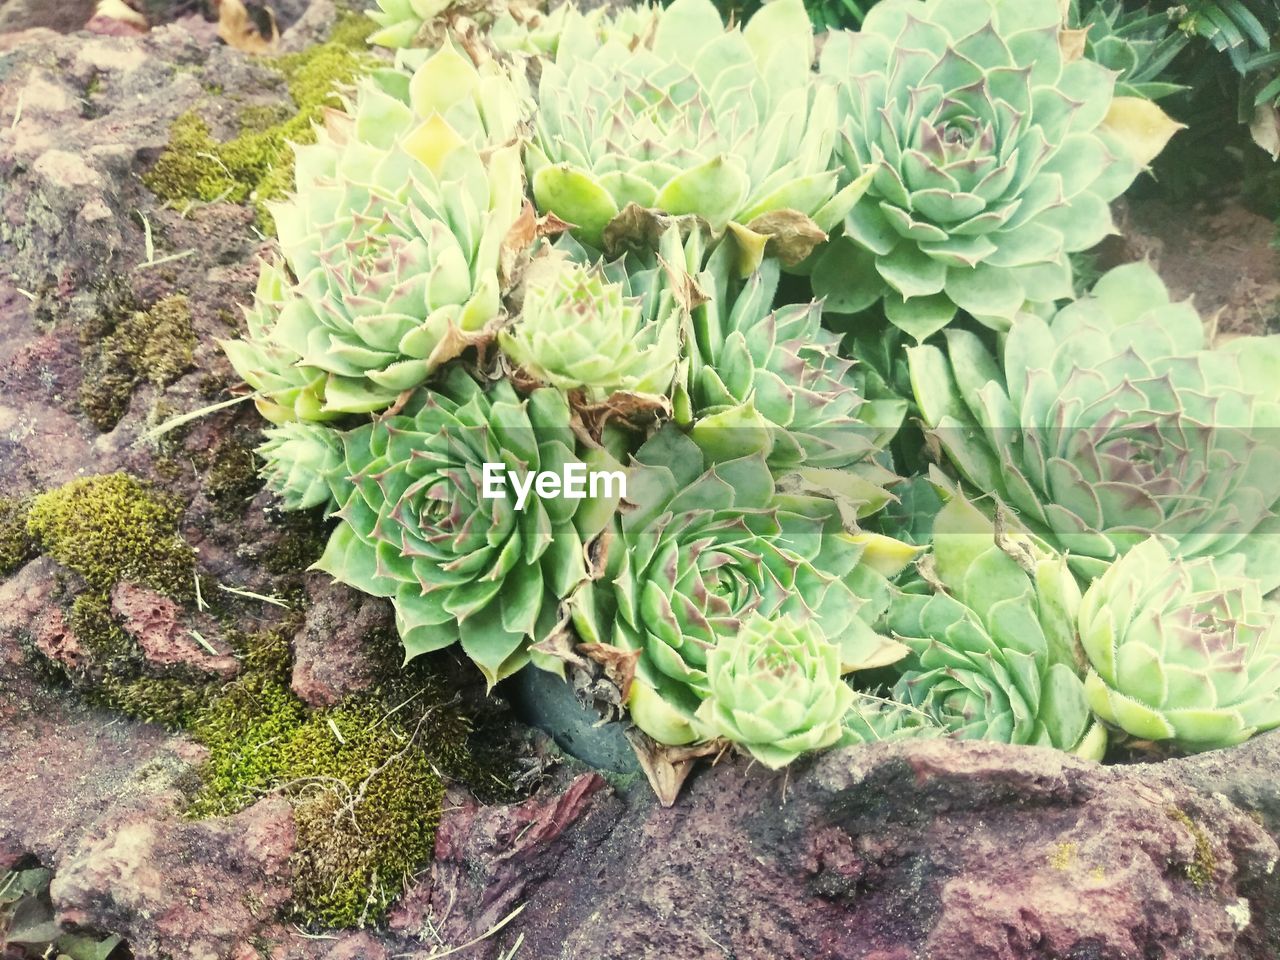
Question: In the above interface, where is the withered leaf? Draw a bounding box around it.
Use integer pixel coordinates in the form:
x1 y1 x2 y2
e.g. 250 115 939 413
218 0 279 54
745 209 828 267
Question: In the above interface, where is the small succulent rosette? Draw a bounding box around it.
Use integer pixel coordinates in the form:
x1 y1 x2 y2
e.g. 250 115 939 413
909 261 1280 591
886 495 1107 759
1080 537 1280 751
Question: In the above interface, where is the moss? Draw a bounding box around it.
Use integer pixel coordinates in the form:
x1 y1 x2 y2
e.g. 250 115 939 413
262 514 329 577
67 592 137 666
0 497 35 577
287 703 445 928
80 294 196 432
1167 806 1217 889
187 656 475 927
143 13 376 231
226 617 297 682
204 435 265 519
25 473 195 598
96 674 209 728
188 675 308 816
57 592 212 729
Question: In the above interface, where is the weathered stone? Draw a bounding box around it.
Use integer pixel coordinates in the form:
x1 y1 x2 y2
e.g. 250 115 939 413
289 575 391 708
51 795 297 960
387 739 1280 960
111 580 239 678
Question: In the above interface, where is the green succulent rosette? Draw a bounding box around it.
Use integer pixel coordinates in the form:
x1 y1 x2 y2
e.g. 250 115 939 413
1079 537 1280 751
368 0 454 47
257 421 344 512
313 366 620 686
909 261 1280 591
525 0 866 248
490 3 660 58
222 259 335 424
695 614 856 769
813 0 1172 338
571 427 914 746
270 139 524 414
221 44 530 419
1068 0 1188 101
887 495 1107 759
838 693 945 746
498 252 681 406
341 41 530 170
670 228 904 502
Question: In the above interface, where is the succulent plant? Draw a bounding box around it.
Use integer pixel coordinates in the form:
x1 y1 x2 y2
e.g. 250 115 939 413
525 0 866 248
223 44 530 419
694 614 856 768
307 366 620 685
272 145 525 416
1079 537 1280 751
909 261 1280 591
838 691 946 745
221 259 334 424
498 252 681 405
571 426 914 746
257 421 343 511
489 2 661 58
1068 0 1189 100
887 495 1107 758
813 0 1177 339
366 0 506 48
670 227 904 501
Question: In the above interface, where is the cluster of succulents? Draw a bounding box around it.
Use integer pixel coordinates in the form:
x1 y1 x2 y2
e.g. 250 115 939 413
223 0 1280 801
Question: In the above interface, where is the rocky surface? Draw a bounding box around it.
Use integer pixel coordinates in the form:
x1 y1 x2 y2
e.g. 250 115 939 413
1 2 1280 959
289 575 392 708
111 580 241 677
382 738 1280 960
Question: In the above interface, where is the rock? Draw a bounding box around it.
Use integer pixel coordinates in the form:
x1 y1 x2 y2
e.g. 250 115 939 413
1100 197 1280 339
31 607 89 671
322 932 389 960
289 575 392 708
51 795 297 960
505 664 640 774
382 738 1280 960
0 568 196 868
110 580 239 678
390 773 609 944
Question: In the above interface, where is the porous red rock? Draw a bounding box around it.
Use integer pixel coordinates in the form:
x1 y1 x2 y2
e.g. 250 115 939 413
388 739 1280 960
110 580 239 678
289 575 392 708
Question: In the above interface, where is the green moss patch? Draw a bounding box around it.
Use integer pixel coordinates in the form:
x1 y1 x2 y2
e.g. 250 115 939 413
26 473 195 598
287 703 445 928
143 14 376 231
0 497 35 578
189 671 460 927
1167 806 1217 890
202 434 265 519
80 294 196 432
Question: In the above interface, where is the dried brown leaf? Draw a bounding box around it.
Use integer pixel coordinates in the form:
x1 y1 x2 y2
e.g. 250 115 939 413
218 0 279 53
576 643 640 702
745 210 828 267
625 729 724 807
